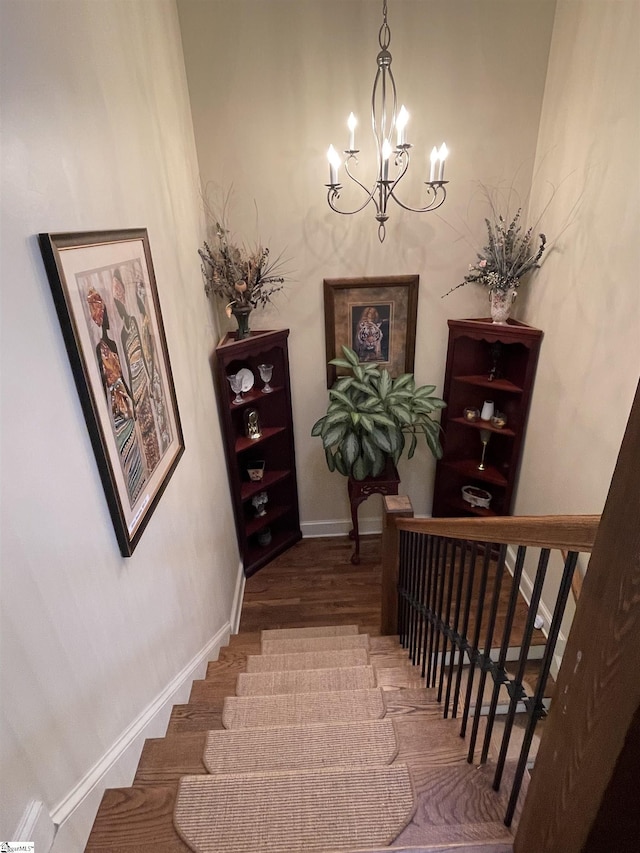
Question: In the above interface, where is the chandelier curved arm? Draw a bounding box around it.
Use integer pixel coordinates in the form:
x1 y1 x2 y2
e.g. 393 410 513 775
388 182 449 214
326 183 379 217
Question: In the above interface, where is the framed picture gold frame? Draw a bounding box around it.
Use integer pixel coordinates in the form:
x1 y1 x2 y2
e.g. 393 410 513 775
39 228 184 556
323 275 419 388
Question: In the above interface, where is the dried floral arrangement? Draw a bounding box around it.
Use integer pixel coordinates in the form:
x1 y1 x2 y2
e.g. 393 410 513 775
443 183 549 298
199 190 289 313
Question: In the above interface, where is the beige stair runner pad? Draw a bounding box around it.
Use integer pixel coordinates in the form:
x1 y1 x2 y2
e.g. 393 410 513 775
246 647 369 672
222 687 386 729
203 719 398 774
261 624 359 640
174 763 416 853
236 665 376 696
261 633 370 655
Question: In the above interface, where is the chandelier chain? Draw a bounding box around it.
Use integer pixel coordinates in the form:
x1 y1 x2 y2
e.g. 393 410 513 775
379 0 391 50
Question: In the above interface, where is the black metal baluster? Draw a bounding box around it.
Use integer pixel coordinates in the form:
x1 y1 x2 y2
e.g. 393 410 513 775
504 551 579 827
420 534 434 677
431 537 449 688
444 540 468 718
494 548 551 791
414 533 428 672
411 531 426 666
438 539 458 702
452 541 479 718
467 544 507 762
481 545 528 764
407 530 419 662
398 530 409 646
460 544 493 737
425 536 442 686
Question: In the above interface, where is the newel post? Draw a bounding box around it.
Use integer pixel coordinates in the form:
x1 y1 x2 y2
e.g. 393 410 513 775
380 495 414 635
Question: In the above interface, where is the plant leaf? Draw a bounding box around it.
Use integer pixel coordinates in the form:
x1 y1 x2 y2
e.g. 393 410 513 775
407 432 418 459
341 345 360 367
311 417 325 436
370 412 396 429
370 426 392 454
322 410 350 428
392 373 414 391
352 454 370 481
329 358 354 369
425 428 443 460
322 422 348 447
334 450 348 476
341 432 360 467
325 447 336 472
329 388 355 409
359 413 375 434
378 369 391 399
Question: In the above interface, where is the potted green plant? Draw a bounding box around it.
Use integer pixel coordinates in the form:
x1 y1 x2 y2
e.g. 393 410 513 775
311 346 445 480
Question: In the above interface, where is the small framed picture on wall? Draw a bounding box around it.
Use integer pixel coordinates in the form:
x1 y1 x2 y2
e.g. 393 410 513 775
323 275 419 388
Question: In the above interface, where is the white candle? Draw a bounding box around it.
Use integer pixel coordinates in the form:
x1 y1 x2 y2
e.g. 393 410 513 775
382 139 392 182
327 145 341 184
347 112 357 151
396 105 409 147
437 143 449 181
429 146 439 183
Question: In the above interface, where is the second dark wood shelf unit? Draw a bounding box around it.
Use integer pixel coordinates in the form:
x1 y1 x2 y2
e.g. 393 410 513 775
433 318 543 519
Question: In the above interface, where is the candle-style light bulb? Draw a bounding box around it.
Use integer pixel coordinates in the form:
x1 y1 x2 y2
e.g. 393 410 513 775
347 112 357 151
327 145 341 185
437 143 449 181
381 139 393 182
429 146 439 183
396 105 409 146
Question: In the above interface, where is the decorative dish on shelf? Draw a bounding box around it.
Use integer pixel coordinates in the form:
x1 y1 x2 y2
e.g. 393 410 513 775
461 485 492 509
237 367 255 393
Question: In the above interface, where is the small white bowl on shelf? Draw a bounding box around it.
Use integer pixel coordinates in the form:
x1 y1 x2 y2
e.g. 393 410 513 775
461 485 492 509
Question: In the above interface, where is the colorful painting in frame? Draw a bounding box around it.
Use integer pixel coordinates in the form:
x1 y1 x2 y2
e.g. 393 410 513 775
323 275 419 388
39 229 184 556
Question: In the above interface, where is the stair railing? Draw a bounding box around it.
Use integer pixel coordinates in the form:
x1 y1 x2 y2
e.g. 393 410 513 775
381 503 600 827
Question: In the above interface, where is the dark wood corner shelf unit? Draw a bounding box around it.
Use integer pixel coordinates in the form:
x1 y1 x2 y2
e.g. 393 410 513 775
214 329 301 577
433 318 543 519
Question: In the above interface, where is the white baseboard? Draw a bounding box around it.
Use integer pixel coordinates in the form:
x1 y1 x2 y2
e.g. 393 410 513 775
231 559 245 634
12 800 56 851
505 545 567 681
48 620 232 852
301 518 382 538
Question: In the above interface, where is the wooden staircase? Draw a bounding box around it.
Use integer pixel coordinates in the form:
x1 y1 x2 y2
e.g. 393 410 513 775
85 625 528 853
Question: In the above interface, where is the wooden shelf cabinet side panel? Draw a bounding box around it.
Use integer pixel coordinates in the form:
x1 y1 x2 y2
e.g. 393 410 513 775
433 318 542 519
214 330 301 575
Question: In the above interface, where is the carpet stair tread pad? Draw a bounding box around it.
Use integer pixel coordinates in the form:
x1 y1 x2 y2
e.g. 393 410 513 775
236 665 376 696
246 648 369 672
222 687 386 729
204 719 398 774
261 633 370 655
174 763 416 853
260 624 359 640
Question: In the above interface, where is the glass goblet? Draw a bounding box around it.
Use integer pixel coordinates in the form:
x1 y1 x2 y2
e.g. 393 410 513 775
258 363 274 393
227 373 243 405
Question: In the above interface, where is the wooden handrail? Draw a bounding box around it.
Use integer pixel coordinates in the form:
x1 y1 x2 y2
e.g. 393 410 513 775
395 514 600 553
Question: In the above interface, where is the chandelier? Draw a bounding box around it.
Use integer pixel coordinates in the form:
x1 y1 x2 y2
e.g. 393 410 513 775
325 0 449 242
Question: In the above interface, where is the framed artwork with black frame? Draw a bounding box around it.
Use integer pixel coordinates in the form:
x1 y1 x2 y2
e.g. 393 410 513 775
39 228 184 556
323 275 419 388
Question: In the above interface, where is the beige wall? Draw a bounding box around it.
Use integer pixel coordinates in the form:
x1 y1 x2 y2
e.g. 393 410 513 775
178 0 556 530
515 0 640 616
0 0 239 848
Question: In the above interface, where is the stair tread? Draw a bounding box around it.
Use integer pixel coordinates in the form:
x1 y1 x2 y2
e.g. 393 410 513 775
236 664 376 695
261 624 360 640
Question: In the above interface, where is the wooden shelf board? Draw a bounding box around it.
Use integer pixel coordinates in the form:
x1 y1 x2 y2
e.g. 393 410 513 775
445 458 509 488
235 425 287 453
240 469 290 502
245 503 291 537
227 385 284 410
450 416 516 437
453 374 524 394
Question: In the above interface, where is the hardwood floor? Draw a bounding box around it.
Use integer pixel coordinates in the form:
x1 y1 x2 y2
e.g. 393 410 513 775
239 534 384 633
